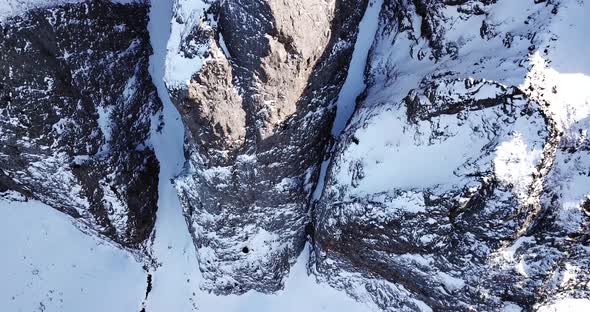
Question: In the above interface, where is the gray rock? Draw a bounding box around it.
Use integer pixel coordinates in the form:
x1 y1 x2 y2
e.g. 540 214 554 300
169 0 369 294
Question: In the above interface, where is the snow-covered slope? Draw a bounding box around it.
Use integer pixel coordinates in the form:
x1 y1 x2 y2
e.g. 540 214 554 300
313 0 590 311
0 193 146 312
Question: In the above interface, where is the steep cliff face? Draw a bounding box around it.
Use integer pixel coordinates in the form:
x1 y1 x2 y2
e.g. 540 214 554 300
313 0 590 311
166 0 369 294
0 0 161 248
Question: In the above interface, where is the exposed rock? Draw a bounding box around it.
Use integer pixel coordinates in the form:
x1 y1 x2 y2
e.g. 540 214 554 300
0 0 161 248
1 0 589 310
313 0 590 311
168 0 369 294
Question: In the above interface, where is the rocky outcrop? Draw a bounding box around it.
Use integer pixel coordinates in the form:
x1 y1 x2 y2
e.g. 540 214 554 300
167 0 369 294
0 0 161 248
313 0 590 311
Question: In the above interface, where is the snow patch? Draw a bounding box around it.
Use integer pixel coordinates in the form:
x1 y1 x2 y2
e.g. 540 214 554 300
96 105 113 155
164 0 211 88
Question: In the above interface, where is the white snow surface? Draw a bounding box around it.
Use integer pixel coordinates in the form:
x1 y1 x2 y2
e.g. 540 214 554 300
326 0 589 207
0 193 146 312
537 298 590 312
0 195 372 312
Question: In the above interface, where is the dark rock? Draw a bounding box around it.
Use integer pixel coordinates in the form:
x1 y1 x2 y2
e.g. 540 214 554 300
0 0 161 248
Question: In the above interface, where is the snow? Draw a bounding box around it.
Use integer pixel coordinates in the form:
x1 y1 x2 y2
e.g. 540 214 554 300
537 0 590 134
501 236 535 262
314 0 590 309
331 0 383 136
535 0 590 241
412 299 433 312
164 0 210 88
537 298 590 312
4 0 588 311
0 186 373 312
219 33 232 58
548 146 590 234
332 102 545 200
146 0 201 309
0 194 146 312
493 130 544 200
147 1 372 311
382 191 425 214
437 272 465 292
325 0 557 207
0 0 141 21
190 244 373 312
312 159 331 200
313 0 383 200
96 105 113 155
99 173 128 238
275 177 299 193
502 302 523 312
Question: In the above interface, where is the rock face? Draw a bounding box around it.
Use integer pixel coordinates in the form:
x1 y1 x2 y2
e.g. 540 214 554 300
0 0 161 248
1 0 589 310
167 0 369 294
313 0 590 311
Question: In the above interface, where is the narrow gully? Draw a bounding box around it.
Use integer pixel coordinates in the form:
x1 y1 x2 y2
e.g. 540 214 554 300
311 0 384 202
